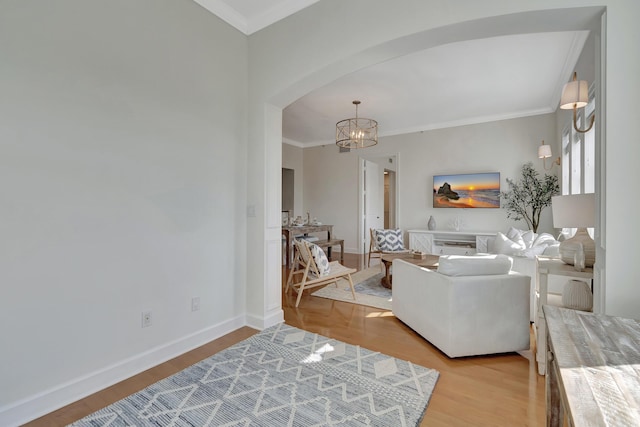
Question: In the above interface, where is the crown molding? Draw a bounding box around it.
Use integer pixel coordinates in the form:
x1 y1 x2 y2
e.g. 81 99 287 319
192 0 248 33
192 0 320 35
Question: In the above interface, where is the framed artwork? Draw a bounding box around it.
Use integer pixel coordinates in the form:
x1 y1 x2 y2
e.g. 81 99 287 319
433 172 500 208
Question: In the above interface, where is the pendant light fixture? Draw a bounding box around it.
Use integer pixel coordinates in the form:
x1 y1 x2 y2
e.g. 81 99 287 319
336 100 378 149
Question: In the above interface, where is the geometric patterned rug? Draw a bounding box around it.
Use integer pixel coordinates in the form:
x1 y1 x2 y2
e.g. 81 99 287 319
311 267 392 310
69 323 439 426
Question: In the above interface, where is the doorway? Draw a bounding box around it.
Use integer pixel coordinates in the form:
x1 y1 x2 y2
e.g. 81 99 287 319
359 155 398 255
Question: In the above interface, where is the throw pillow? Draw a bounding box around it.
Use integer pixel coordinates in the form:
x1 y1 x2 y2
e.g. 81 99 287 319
307 242 330 276
374 229 405 251
493 231 526 256
506 226 522 241
437 254 513 276
520 230 537 248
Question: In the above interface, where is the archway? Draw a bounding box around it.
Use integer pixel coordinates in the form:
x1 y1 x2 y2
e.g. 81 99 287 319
255 7 604 328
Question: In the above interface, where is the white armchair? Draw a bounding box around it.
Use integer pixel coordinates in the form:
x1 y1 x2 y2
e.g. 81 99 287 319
392 255 530 358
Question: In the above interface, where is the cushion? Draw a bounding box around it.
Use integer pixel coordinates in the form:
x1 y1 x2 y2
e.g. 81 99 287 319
307 242 330 276
532 232 558 248
506 227 523 241
520 230 537 248
492 232 526 255
437 254 513 276
374 229 405 251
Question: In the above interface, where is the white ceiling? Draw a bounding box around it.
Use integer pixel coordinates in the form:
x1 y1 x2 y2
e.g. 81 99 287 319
193 1 589 148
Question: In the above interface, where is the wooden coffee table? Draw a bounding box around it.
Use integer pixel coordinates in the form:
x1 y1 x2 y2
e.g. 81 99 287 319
380 253 440 289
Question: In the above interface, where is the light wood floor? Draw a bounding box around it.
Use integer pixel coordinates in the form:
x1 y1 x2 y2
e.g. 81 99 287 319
26 253 545 426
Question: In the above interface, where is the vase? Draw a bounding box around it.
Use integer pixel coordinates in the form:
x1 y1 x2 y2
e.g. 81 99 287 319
562 279 593 311
428 215 436 230
574 243 586 272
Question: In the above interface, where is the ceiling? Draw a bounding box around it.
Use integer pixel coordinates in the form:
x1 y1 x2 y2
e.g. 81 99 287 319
193 1 589 148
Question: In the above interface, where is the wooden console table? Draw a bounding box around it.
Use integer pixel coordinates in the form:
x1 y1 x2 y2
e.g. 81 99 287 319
282 224 332 269
407 229 496 255
544 305 640 426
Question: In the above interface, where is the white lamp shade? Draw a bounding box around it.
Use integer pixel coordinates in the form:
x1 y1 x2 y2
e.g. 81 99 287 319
560 79 589 109
552 193 595 228
538 144 552 159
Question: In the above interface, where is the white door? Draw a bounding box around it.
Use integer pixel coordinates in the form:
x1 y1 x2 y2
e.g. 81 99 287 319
362 159 384 253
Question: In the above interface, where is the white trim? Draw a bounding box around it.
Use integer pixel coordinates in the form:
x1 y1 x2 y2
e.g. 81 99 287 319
0 315 246 427
246 0 320 35
246 311 284 330
192 0 248 34
295 107 555 148
282 137 305 148
192 0 320 35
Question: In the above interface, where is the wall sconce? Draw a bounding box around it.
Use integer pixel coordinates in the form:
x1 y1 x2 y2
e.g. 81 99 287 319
538 140 560 170
560 72 595 133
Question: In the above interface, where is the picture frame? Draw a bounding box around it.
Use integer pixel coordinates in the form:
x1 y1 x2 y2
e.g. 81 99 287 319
433 172 501 208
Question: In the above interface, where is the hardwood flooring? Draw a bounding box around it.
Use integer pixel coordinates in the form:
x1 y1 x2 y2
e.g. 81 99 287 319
26 253 545 426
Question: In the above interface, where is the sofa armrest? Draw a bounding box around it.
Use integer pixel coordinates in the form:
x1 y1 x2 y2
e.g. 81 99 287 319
392 260 452 352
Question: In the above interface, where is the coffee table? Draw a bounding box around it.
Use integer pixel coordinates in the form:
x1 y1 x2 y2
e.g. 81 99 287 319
380 253 439 289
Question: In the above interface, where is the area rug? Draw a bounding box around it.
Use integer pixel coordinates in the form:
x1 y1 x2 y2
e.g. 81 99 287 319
70 323 439 426
311 266 392 310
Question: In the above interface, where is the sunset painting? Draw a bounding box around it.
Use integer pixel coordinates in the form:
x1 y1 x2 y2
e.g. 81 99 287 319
433 172 501 208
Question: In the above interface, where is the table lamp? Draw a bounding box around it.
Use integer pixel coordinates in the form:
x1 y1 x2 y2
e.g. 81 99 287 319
551 193 596 267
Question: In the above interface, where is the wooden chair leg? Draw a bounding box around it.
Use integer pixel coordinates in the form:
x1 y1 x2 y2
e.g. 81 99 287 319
294 283 305 307
286 261 298 292
346 274 356 300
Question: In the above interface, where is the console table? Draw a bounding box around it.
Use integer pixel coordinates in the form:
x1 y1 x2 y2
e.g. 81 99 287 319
535 257 593 375
408 230 496 255
544 305 640 426
282 224 332 269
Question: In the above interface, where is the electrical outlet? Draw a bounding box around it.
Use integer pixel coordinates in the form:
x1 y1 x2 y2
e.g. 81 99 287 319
191 297 200 312
142 311 152 328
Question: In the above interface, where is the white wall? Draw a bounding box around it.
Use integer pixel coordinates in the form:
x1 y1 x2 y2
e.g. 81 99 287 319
0 0 248 423
302 114 558 253
248 0 639 323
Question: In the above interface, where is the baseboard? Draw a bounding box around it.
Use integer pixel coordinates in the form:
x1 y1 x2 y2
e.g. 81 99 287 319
246 308 284 330
0 315 246 427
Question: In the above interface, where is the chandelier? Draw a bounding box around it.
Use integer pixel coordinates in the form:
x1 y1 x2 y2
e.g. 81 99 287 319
336 100 378 149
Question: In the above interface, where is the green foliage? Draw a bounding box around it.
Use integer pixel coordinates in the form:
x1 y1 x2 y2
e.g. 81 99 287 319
501 162 559 233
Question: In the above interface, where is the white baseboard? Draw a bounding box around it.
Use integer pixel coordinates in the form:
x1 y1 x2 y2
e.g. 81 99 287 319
246 308 284 330
0 315 246 427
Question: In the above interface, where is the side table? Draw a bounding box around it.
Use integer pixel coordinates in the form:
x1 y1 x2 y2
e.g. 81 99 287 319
380 253 439 288
534 257 593 375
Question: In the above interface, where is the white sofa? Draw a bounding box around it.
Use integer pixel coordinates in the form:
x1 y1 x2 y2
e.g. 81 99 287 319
392 255 531 358
480 228 560 322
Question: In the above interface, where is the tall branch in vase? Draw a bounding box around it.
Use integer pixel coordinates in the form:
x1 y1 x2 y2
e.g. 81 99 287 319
501 162 559 233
